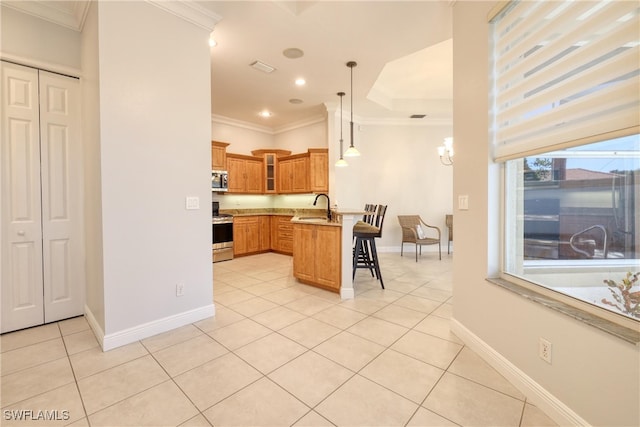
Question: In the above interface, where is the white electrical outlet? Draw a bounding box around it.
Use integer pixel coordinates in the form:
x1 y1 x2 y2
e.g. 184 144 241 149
539 338 552 364
176 283 185 297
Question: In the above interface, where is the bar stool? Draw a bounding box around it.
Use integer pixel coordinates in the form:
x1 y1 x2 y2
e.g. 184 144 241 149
353 205 387 289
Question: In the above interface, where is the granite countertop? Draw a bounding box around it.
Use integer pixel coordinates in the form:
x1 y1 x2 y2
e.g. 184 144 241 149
290 215 342 227
219 208 325 217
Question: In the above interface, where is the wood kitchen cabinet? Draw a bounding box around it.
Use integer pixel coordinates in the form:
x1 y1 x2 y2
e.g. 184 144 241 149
211 141 229 170
233 216 270 256
293 223 341 292
271 215 294 255
309 148 328 193
278 154 309 194
251 149 291 194
227 153 263 194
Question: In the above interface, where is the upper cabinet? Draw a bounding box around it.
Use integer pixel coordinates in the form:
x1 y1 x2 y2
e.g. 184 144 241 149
227 153 264 194
224 146 328 195
252 149 292 194
211 141 229 170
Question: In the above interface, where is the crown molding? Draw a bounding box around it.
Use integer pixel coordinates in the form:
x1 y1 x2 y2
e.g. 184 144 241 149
212 113 327 136
2 0 90 31
146 1 221 32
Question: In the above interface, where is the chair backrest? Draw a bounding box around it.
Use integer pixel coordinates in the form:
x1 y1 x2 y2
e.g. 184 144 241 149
397 215 421 241
363 204 378 225
374 205 388 231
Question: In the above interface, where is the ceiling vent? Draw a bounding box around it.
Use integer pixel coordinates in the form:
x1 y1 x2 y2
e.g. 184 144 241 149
410 114 427 119
250 60 276 73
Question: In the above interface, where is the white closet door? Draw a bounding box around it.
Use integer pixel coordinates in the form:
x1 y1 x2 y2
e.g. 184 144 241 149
1 62 45 332
1 62 83 333
39 70 83 323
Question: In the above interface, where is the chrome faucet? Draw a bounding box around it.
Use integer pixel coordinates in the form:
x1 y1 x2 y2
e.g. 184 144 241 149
313 193 331 221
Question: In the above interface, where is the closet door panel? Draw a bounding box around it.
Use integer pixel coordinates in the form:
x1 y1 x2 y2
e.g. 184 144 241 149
39 70 83 322
1 62 44 332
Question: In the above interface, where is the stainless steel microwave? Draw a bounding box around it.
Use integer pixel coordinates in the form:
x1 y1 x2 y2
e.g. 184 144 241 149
212 170 228 192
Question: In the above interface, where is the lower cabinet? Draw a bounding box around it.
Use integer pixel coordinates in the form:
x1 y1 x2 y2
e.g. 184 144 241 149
271 216 294 255
292 223 341 292
234 216 270 256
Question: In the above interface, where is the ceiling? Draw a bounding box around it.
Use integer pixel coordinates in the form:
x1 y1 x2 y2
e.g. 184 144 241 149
5 0 454 131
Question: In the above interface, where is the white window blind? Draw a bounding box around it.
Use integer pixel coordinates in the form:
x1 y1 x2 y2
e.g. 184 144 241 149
491 0 640 162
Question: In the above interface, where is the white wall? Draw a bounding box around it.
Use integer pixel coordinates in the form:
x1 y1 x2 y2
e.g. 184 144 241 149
211 120 273 155
0 5 81 74
451 2 639 426
95 1 214 343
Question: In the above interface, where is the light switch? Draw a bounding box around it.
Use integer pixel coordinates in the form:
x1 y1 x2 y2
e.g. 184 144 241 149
185 196 200 210
458 195 469 210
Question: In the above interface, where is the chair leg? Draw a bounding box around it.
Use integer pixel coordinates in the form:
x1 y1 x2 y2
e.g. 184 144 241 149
370 238 384 289
415 244 418 262
439 243 442 260
400 242 404 257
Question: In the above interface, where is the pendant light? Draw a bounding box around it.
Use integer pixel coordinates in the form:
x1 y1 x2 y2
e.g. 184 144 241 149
344 61 360 157
335 92 348 167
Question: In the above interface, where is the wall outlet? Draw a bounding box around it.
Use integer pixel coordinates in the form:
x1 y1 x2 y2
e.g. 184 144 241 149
176 283 185 297
539 337 552 364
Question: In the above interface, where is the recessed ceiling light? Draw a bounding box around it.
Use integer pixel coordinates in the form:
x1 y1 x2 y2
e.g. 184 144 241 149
289 99 303 104
283 48 304 59
259 111 272 118
295 78 306 86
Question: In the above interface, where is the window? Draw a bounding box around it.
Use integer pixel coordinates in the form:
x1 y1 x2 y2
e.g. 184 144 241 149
504 136 639 320
491 1 640 322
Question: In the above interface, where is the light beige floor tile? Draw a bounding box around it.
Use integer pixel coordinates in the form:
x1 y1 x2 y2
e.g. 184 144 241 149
1 358 75 407
77 354 168 415
152 334 228 377
67 417 90 426
285 295 336 316
359 349 444 404
337 297 388 315
423 372 524 427
314 331 385 372
213 288 256 306
89 380 198 426
391 330 462 370
1 338 67 375
203 377 309 427
410 286 452 302
207 318 271 350
69 341 149 379
521 402 559 426
312 289 343 303
357 288 405 304
279 318 341 348
406 407 458 426
179 413 212 426
292 410 335 426
372 304 427 328
227 296 279 317
382 279 421 294
0 383 85 426
413 315 463 344
243 281 288 296
235 332 306 374
269 351 353 407
193 307 245 333
251 306 307 330
63 330 99 355
58 316 90 336
0 323 61 353
392 294 441 314
312 305 368 330
262 287 314 305
432 302 453 319
448 347 526 400
316 375 418 427
174 352 261 410
141 324 204 353
346 316 409 347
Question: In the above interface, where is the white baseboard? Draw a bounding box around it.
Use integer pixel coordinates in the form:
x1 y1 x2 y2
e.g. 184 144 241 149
450 318 589 427
85 304 215 351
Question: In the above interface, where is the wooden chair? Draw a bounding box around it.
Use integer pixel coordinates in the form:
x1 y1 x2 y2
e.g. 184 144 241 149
397 215 441 262
446 214 453 254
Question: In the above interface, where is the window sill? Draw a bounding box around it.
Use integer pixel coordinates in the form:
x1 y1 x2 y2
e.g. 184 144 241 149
487 277 640 345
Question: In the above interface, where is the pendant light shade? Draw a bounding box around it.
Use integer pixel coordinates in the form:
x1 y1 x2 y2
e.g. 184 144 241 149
335 92 348 167
344 61 360 157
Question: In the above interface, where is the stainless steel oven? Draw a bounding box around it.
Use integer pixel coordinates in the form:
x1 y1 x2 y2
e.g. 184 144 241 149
212 214 234 262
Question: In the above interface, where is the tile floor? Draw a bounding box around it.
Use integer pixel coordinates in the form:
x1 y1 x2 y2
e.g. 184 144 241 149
0 252 558 426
